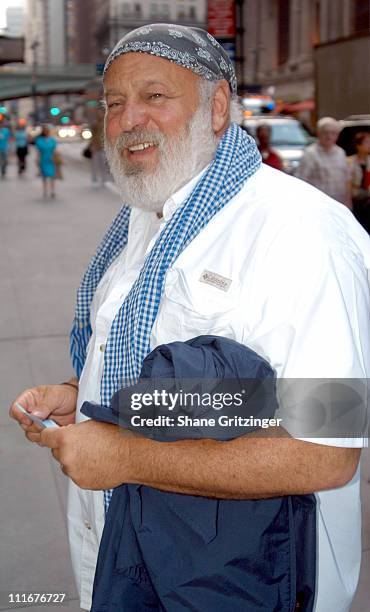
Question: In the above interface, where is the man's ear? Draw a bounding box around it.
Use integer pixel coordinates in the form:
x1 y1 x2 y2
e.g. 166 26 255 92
212 80 231 137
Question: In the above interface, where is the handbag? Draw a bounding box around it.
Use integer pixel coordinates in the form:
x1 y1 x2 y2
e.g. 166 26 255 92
82 145 92 159
53 150 63 180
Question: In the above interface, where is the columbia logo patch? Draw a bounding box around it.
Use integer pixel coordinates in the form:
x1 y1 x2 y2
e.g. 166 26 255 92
199 270 232 292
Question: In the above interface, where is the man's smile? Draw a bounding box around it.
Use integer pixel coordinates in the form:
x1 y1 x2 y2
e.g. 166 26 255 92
127 142 155 152
122 142 159 161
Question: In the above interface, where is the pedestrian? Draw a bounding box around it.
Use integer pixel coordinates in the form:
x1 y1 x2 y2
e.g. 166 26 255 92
348 131 370 232
34 125 57 198
0 117 12 179
296 116 351 206
90 108 107 188
256 123 283 170
10 24 370 612
15 119 29 175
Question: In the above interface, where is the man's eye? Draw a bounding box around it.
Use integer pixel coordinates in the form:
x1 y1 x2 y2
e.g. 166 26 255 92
107 102 121 108
149 93 163 100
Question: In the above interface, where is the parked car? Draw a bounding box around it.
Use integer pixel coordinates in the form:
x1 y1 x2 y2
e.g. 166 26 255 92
242 115 314 174
337 115 370 156
56 124 82 141
241 95 275 116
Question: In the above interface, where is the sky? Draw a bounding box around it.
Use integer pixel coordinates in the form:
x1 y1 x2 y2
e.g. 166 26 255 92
0 0 25 30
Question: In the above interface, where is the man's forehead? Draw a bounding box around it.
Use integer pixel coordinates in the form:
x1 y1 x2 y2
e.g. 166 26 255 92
104 53 199 91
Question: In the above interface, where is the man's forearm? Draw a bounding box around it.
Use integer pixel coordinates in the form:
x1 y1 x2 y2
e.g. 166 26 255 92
125 431 360 498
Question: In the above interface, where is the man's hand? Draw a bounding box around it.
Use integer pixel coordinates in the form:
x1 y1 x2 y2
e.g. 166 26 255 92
39 421 133 490
9 382 78 443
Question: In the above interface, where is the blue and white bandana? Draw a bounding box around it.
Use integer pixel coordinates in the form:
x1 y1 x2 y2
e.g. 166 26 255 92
70 123 261 511
104 23 237 94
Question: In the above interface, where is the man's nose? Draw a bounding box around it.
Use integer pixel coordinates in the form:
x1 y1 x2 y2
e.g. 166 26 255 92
118 101 149 132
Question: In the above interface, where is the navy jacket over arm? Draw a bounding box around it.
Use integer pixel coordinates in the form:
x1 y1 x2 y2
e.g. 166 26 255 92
81 335 316 612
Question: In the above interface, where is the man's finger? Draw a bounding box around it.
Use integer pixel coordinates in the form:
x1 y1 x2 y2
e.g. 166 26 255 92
51 448 61 463
22 422 44 433
11 404 33 427
29 401 54 420
25 431 42 444
39 427 61 449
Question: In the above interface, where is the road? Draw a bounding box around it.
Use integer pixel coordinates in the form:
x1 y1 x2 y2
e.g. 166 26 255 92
0 143 369 611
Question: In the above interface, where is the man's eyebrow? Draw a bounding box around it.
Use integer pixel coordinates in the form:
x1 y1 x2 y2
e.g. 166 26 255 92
104 89 124 96
104 80 173 96
140 80 170 88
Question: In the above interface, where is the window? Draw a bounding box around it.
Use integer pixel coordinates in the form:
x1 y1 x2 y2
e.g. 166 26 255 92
353 0 370 34
121 3 131 16
278 0 290 65
161 3 170 17
177 2 185 19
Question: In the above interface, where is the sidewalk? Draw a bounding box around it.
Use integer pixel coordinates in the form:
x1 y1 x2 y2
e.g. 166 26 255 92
0 150 369 611
352 450 370 611
0 151 121 612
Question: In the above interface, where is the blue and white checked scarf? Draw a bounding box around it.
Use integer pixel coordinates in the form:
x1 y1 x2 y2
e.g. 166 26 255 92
70 123 261 510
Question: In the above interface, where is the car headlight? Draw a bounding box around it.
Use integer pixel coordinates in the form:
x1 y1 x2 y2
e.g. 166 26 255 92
81 129 92 140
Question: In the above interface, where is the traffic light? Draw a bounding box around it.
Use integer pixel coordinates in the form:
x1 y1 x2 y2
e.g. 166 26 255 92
0 106 8 114
50 107 61 116
60 116 70 124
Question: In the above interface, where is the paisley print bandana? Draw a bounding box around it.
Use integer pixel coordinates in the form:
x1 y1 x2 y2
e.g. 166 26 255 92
103 23 237 94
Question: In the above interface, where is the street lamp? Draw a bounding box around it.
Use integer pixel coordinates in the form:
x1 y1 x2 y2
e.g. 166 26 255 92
30 39 40 124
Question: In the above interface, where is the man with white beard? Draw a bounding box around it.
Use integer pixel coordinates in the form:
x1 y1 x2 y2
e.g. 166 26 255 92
10 24 370 612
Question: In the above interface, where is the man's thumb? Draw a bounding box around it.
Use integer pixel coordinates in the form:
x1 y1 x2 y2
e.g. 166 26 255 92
32 402 52 419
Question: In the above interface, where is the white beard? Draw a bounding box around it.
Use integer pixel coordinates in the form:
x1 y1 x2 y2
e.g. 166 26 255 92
104 103 218 212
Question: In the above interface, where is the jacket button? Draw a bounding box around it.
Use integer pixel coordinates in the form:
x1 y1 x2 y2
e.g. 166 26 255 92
99 343 106 352
84 520 92 530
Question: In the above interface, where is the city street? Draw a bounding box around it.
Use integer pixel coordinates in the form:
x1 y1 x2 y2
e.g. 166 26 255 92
0 146 369 611
0 145 120 611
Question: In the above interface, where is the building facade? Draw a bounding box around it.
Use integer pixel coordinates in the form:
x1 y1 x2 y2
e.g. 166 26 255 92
95 0 207 62
242 0 370 105
25 0 98 67
25 0 65 66
74 0 98 64
5 6 25 37
23 0 98 122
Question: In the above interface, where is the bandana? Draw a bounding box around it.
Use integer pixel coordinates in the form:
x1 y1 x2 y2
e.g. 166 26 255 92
103 23 237 94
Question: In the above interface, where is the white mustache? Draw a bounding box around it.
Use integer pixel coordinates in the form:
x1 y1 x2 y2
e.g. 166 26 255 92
114 130 166 151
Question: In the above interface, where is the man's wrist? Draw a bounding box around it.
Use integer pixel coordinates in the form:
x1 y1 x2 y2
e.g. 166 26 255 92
60 380 79 392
